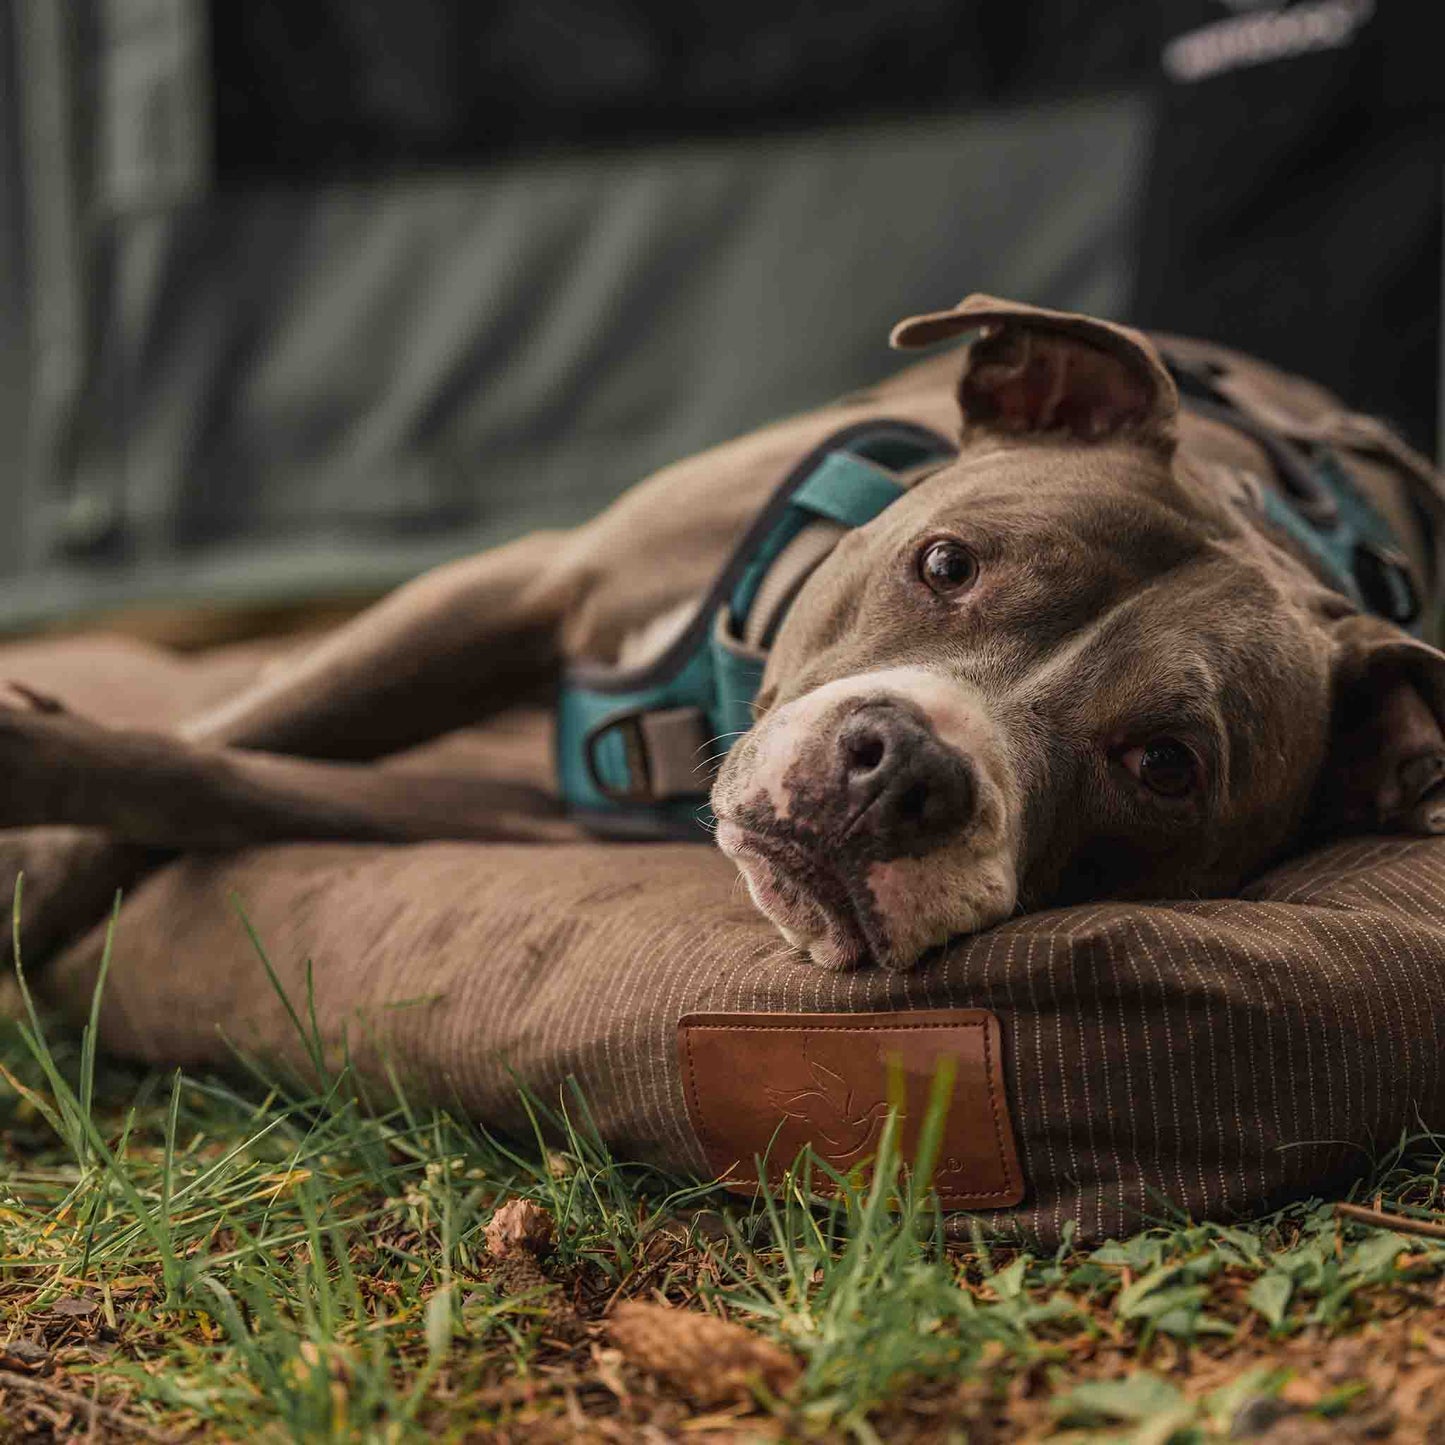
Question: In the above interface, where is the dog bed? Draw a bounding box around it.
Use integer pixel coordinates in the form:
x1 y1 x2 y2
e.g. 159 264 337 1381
7 636 1445 1247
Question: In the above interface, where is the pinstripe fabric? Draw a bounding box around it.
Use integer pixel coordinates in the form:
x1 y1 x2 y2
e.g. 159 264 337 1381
40 830 1445 1247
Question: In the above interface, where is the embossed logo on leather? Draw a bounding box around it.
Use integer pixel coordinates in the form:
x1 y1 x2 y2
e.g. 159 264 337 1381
678 1010 1024 1209
765 1048 892 1162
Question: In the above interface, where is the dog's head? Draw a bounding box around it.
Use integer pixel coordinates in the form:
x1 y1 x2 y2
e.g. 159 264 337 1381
711 295 1445 969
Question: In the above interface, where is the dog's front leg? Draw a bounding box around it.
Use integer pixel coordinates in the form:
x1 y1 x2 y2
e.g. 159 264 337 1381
0 695 574 847
3 529 589 968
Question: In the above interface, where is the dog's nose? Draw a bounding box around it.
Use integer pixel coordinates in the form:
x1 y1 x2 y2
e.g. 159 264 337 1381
834 702 974 856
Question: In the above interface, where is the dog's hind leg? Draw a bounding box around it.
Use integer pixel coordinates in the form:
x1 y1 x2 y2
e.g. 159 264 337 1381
183 529 586 759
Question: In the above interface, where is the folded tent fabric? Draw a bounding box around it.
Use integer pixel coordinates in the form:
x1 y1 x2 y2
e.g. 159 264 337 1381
6 636 1444 1248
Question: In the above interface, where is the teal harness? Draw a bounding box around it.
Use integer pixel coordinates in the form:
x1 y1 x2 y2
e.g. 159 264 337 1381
557 390 1423 838
556 421 956 838
1166 355 1423 630
1255 455 1420 625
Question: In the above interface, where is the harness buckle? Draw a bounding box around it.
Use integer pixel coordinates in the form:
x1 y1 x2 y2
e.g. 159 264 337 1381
583 706 712 805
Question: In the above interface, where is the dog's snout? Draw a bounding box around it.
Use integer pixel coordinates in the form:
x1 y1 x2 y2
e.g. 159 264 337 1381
835 704 973 856
713 667 1019 969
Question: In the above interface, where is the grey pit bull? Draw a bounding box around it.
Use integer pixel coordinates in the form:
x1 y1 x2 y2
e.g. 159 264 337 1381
4 295 1445 972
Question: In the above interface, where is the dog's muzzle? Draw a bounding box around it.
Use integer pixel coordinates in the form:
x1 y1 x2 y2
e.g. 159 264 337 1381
712 668 1020 970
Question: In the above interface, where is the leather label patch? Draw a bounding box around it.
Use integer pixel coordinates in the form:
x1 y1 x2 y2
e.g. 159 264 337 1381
678 1010 1023 1209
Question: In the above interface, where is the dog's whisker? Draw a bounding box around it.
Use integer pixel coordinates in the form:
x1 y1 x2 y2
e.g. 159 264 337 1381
694 729 749 758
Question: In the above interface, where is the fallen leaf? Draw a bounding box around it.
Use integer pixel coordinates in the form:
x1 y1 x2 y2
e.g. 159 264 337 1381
0 1339 50 1368
49 1297 99 1318
1248 1271 1294 1329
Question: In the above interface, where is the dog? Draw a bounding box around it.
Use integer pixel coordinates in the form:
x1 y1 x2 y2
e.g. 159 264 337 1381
4 295 1444 973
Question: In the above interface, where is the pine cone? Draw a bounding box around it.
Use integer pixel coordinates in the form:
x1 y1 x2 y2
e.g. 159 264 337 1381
484 1198 555 1260
608 1301 799 1406
481 1198 584 1343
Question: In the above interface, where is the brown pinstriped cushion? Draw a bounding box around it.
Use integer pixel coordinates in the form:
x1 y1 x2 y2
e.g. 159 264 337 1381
40 826 1445 1247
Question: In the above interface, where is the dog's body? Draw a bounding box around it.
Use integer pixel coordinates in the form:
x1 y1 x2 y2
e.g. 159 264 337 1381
5 296 1445 971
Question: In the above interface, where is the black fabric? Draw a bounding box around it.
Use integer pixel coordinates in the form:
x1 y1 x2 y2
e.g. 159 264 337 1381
1134 1 1443 456
209 0 1000 174
983 4 1162 97
208 1 1176 178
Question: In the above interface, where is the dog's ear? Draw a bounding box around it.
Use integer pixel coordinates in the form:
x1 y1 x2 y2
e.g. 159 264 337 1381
891 294 1178 451
1315 614 1445 836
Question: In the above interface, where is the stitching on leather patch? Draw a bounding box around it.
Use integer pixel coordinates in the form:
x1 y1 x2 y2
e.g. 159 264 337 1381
677 1010 1025 1209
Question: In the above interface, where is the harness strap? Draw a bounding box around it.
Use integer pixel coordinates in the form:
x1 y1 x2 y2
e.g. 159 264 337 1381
741 520 846 649
1166 353 1424 631
556 420 956 837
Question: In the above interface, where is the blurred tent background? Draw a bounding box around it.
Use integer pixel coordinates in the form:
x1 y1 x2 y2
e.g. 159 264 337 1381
0 0 1438 638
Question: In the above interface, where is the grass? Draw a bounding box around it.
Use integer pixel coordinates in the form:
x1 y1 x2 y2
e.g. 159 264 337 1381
3 903 1445 1440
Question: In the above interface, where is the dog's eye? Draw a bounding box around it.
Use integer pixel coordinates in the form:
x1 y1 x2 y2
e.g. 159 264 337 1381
1120 738 1199 798
918 539 978 595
